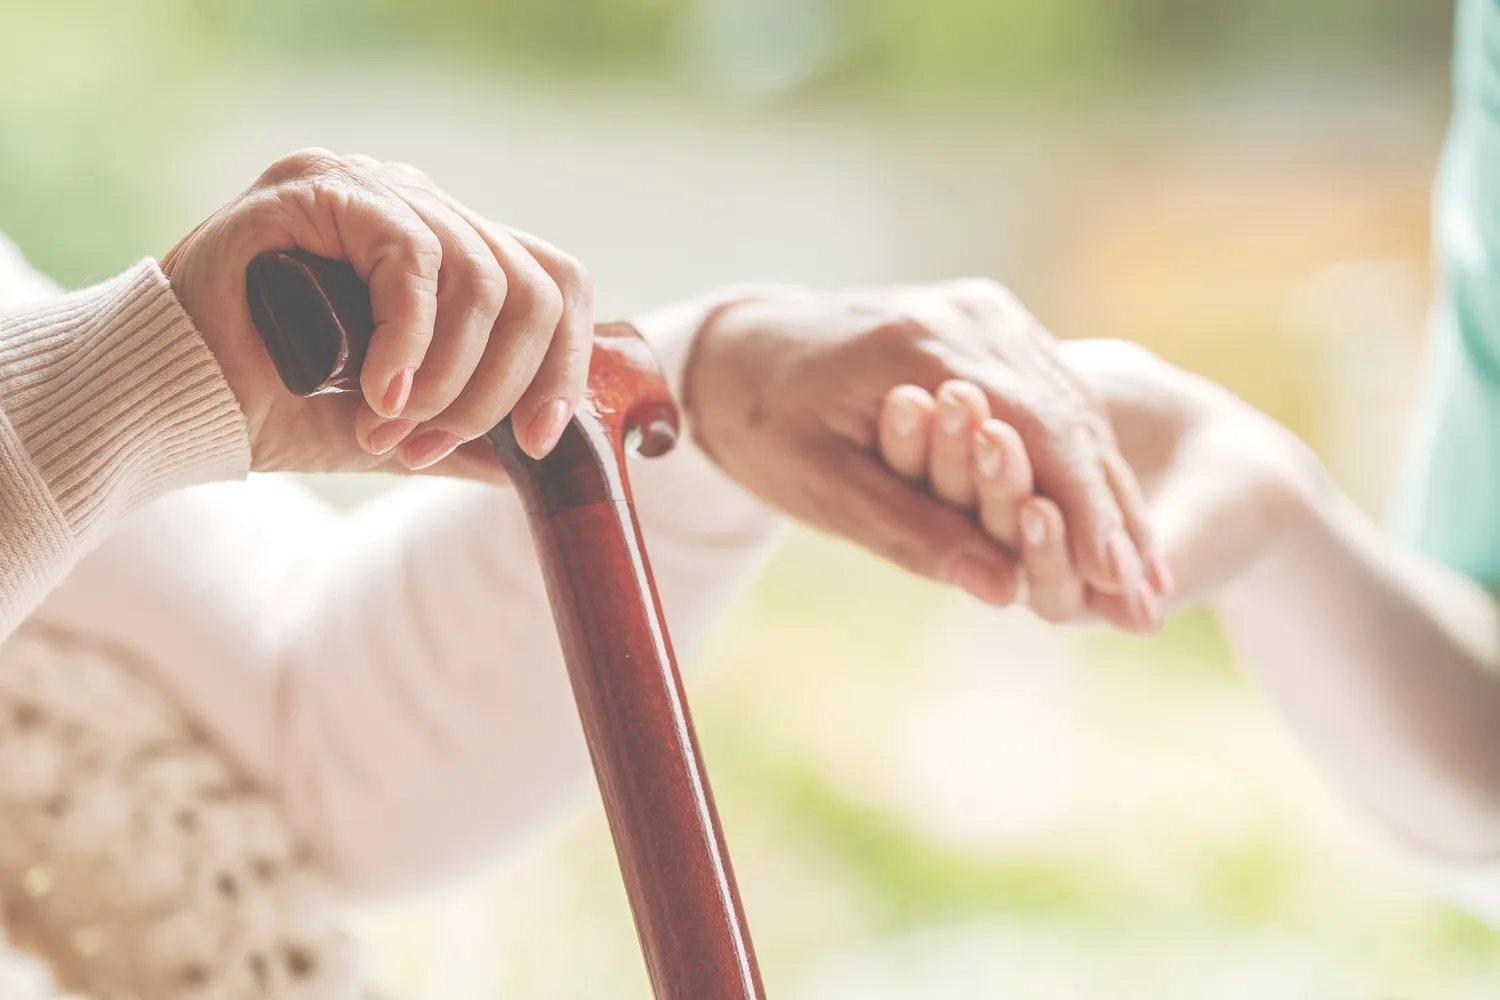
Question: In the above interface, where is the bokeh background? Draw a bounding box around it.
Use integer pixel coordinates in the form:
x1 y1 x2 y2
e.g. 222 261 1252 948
2 0 1492 995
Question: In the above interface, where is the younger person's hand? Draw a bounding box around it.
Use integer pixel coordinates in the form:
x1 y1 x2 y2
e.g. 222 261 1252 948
875 376 1169 632
874 340 1318 632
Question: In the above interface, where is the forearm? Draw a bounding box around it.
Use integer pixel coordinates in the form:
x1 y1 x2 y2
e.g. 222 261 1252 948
27 283 781 900
1215 452 1500 861
0 259 249 641
269 291 781 897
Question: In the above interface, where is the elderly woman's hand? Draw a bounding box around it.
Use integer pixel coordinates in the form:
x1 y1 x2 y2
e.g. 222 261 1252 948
683 281 1166 609
161 149 591 479
872 338 1320 629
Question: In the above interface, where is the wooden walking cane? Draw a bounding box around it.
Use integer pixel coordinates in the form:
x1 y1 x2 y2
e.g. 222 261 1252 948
245 250 766 1000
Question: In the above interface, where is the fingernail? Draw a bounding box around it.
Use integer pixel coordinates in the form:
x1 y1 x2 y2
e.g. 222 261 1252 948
1107 528 1148 618
943 550 1014 605
401 429 464 470
1020 507 1047 547
890 393 922 436
974 430 1002 479
1134 587 1163 634
938 396 968 435
526 398 571 458
1147 550 1176 600
368 418 417 455
383 368 415 418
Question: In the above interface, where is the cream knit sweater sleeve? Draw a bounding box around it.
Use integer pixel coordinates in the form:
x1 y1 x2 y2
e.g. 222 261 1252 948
0 235 251 640
4 238 781 899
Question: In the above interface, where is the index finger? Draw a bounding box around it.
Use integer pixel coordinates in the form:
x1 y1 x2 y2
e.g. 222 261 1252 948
279 166 444 418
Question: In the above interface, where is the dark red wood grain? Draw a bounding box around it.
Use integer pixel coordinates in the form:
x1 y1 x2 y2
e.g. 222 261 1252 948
246 250 765 1000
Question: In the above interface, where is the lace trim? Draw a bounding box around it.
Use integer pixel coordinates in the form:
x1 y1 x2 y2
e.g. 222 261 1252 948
0 625 378 1000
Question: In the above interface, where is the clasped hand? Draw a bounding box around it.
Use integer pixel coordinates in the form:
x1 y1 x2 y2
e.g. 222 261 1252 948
165 149 1305 611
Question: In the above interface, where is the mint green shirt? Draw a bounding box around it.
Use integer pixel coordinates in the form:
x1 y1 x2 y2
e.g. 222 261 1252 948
1390 0 1500 587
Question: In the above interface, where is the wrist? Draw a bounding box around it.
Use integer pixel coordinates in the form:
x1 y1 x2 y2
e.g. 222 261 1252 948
1228 414 1339 588
638 284 806 463
0 261 250 547
160 226 271 449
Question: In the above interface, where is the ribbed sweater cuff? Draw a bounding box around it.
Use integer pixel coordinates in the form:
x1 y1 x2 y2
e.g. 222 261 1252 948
0 260 251 549
633 283 790 418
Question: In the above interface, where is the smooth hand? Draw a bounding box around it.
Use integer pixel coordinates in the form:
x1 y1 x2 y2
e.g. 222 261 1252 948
685 281 1164 609
161 148 592 480
872 338 1318 629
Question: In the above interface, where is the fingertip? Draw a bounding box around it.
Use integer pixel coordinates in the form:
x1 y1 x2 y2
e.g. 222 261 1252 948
367 417 417 456
972 428 1002 482
973 418 1023 482
400 427 464 471
886 384 934 406
1138 587 1164 633
1146 548 1176 601
522 397 572 459
1018 500 1048 551
884 385 936 435
1073 518 1125 596
936 378 989 411
1026 496 1069 546
880 385 936 481
1103 527 1158 627
382 367 414 419
987 419 1032 491
935 379 988 433
363 366 411 420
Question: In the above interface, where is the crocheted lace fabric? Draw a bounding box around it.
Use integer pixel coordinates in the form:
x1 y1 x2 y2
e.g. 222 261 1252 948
0 625 378 1000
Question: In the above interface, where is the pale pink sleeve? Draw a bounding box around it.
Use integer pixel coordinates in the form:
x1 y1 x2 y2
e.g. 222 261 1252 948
31 290 782 899
0 241 250 640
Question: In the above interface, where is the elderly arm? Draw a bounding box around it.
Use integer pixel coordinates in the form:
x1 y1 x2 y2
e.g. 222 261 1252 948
29 290 779 899
0 235 249 642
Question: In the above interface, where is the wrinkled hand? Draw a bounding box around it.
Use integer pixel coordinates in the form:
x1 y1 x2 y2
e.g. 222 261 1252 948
685 281 1163 607
872 338 1317 629
161 148 592 480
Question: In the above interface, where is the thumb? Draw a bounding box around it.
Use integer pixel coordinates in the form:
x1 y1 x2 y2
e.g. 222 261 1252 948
814 442 1021 605
1087 430 1234 625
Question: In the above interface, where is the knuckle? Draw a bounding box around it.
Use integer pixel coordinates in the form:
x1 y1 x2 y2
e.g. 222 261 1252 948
1013 390 1070 440
1078 505 1123 552
1072 405 1114 448
386 317 439 359
460 259 509 317
548 336 591 386
260 147 345 186
866 313 928 348
400 231 444 276
1044 406 1106 463
386 160 431 185
862 315 948 381
343 153 383 173
553 252 593 302
527 276 565 327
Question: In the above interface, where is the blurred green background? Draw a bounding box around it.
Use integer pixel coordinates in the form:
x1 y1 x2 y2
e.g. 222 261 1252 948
3 0 1492 995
